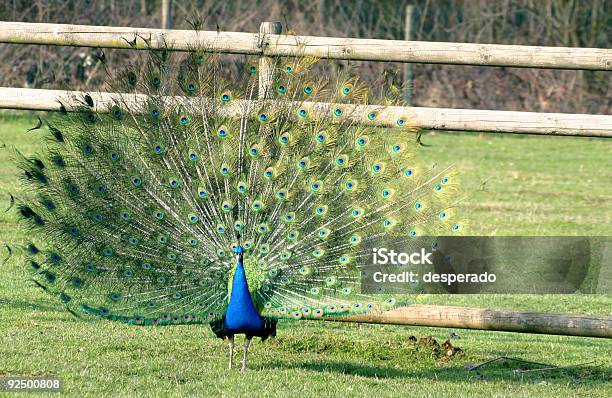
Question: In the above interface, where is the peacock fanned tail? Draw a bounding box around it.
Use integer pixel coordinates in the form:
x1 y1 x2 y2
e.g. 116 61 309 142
16 43 462 326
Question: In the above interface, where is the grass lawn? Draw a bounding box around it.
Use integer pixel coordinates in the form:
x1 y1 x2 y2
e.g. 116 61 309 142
0 113 610 397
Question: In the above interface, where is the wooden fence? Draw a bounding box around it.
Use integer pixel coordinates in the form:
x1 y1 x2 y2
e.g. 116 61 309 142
0 21 611 137
0 20 610 338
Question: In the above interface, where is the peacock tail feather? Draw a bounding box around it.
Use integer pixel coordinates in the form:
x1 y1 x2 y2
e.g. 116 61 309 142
15 42 463 326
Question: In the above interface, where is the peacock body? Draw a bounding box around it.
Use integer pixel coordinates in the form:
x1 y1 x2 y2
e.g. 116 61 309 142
15 43 461 370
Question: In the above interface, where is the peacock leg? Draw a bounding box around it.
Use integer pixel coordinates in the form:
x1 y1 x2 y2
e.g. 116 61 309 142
228 335 235 370
241 336 252 371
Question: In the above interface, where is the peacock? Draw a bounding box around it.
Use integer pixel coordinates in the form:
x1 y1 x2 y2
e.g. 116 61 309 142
14 40 462 371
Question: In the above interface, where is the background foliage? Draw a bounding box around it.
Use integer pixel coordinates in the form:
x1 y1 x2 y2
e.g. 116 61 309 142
0 0 610 114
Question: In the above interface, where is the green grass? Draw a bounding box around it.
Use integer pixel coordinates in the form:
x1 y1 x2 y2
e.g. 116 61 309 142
0 114 610 397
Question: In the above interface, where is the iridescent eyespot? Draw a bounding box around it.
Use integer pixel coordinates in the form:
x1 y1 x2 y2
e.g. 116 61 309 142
452 223 460 231
279 133 290 144
153 144 163 153
435 184 442 191
442 177 449 184
303 86 313 94
439 212 446 219
405 169 413 177
179 114 189 124
187 83 197 92
276 189 288 200
297 109 307 117
131 177 142 187
334 108 343 116
367 112 377 120
110 152 120 161
352 208 364 217
248 65 257 73
357 137 368 146
285 65 293 73
342 87 350 95
151 109 160 117
277 85 286 93
151 77 161 86
189 151 198 160
397 118 406 126
335 155 347 166
221 93 231 101
237 182 248 193
258 113 269 122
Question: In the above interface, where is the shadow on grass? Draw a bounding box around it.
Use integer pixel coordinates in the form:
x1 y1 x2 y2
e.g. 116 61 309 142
0 298 99 323
263 359 611 385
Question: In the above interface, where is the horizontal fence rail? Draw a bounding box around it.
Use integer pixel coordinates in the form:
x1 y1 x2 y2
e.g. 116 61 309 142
0 22 611 70
1 87 611 137
323 305 612 338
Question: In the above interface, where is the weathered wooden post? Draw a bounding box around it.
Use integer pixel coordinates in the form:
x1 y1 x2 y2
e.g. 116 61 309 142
161 0 172 30
404 5 414 105
258 22 282 99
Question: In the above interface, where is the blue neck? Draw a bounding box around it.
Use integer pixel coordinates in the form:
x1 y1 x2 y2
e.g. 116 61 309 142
223 249 264 334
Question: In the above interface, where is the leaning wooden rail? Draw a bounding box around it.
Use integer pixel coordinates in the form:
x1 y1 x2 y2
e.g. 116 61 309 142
1 87 610 137
0 21 610 70
322 305 612 339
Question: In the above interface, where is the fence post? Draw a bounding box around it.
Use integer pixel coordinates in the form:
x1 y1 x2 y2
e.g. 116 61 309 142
404 5 414 105
161 0 172 30
258 22 282 99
